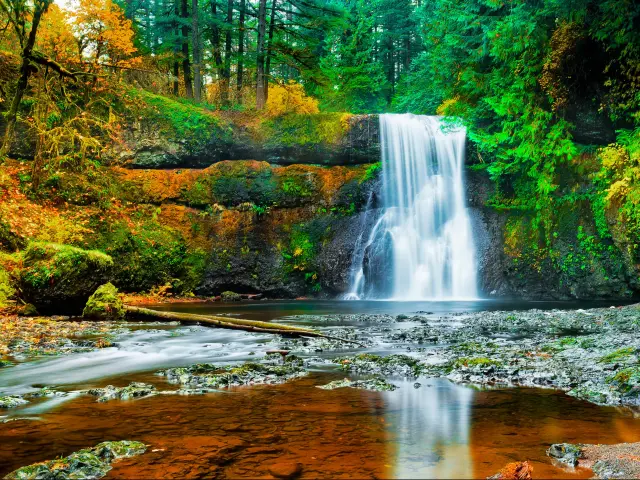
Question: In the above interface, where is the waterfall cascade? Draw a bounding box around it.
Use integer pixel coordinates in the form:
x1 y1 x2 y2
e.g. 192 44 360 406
345 114 477 300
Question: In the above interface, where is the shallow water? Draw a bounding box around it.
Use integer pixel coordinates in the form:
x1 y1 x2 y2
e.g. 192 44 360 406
153 298 634 321
2 372 640 478
1 300 639 478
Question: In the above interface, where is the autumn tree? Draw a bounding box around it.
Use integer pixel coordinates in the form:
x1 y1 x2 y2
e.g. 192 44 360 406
0 0 53 156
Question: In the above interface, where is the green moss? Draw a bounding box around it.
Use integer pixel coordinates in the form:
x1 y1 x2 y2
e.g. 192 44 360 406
335 353 426 376
452 357 500 369
134 89 232 145
599 347 636 364
83 283 125 320
5 440 146 480
22 243 112 287
93 221 206 293
262 113 348 148
221 291 241 302
20 243 113 313
0 265 15 308
606 367 640 395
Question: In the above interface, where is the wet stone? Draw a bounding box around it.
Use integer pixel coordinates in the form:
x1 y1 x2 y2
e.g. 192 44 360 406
547 443 583 466
4 440 146 480
0 396 28 409
87 382 157 402
267 462 303 479
317 377 398 392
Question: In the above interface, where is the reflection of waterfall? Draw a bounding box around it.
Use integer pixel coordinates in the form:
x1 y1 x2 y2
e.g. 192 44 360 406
346 114 477 300
383 378 474 479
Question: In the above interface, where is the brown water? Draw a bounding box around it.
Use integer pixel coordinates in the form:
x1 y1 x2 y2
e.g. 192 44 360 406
2 371 640 479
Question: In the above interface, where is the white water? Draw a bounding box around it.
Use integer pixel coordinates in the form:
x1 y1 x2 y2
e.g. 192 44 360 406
346 114 477 300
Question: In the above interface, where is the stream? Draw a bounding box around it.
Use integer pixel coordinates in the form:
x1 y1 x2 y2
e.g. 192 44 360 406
2 300 640 478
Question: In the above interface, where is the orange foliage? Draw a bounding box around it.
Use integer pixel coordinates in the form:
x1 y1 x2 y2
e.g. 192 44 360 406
0 164 93 245
38 5 77 64
67 0 139 66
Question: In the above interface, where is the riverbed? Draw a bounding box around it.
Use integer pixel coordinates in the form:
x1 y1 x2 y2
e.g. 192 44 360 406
1 300 639 478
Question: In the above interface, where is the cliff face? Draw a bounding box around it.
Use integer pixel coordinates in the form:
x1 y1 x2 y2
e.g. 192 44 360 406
110 108 381 168
467 169 636 300
111 161 381 298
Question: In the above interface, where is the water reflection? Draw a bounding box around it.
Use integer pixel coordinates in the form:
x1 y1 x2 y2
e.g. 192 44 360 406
384 378 474 478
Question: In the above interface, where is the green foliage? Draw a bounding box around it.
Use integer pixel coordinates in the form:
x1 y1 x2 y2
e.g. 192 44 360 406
392 0 640 247
595 128 640 261
360 162 381 183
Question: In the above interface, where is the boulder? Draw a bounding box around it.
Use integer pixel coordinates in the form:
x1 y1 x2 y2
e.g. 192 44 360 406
83 282 125 320
547 443 583 466
20 243 113 315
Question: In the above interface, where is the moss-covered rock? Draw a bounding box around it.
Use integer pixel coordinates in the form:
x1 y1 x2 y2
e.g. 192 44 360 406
87 382 156 402
110 95 380 168
4 440 147 480
20 242 113 314
317 377 398 392
221 290 242 302
83 283 125 320
159 360 307 392
0 395 28 409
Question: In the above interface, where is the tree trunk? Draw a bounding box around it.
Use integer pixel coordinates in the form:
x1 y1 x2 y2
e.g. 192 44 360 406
256 0 267 110
181 0 194 98
222 0 233 104
192 0 202 101
1 0 50 158
211 0 225 103
236 0 245 102
123 306 366 346
173 61 180 95
264 0 277 103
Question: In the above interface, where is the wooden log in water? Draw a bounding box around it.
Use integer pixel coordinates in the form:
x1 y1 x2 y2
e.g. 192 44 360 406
124 306 366 347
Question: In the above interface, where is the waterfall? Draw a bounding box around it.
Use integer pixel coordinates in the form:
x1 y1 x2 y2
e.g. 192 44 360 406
346 114 477 300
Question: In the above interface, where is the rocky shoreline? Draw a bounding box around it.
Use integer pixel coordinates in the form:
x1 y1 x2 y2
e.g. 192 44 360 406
314 304 640 408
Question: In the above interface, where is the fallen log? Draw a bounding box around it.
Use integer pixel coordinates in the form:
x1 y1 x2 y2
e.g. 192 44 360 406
124 306 366 347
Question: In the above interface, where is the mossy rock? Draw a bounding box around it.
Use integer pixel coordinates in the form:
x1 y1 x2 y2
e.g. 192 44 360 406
5 440 146 480
221 291 242 302
83 283 125 320
20 242 113 315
